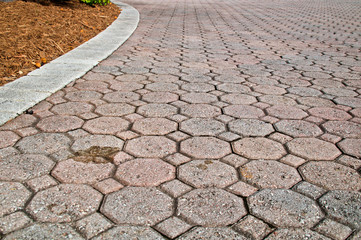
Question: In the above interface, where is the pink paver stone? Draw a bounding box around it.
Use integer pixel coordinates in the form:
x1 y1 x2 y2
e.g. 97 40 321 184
287 138 341 160
299 161 361 191
93 226 165 240
64 90 102 101
180 137 231 159
240 160 301 189
309 107 352 120
71 135 124 152
93 178 124 194
266 228 331 240
137 103 178 117
228 119 274 137
181 93 217 103
103 91 140 103
16 133 71 154
125 136 176 158
181 104 221 118
233 215 274 240
233 137 286 160
177 188 247 226
338 138 361 158
95 103 135 116
36 115 84 132
27 184 102 222
227 181 258 197
101 187 173 226
115 158 175 186
75 213 113 239
0 114 37 130
178 227 247 239
220 93 257 105
52 159 115 184
132 118 177 135
142 92 179 103
224 105 264 119
155 217 193 239
0 182 31 217
322 121 361 138
0 131 20 148
50 102 93 115
180 118 226 136
83 117 130 134
274 120 323 137
266 105 308 119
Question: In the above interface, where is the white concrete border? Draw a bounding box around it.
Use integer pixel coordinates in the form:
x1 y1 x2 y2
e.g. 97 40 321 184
0 1 139 126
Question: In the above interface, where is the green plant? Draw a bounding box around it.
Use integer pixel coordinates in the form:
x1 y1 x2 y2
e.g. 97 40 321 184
80 0 109 6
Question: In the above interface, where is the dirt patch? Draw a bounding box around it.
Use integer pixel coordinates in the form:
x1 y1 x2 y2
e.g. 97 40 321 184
0 0 121 86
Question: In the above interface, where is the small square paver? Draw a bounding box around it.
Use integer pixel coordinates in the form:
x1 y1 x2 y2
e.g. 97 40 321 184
167 131 190 142
26 175 58 192
93 178 123 195
116 131 139 141
215 115 234 123
314 219 352 240
112 151 133 165
167 114 189 123
161 179 193 198
321 133 342 144
280 154 307 167
261 116 279 124
218 132 240 141
79 112 99 120
305 116 324 124
68 129 90 139
227 181 258 197
124 113 143 122
0 212 33 234
221 154 248 168
155 217 193 239
269 132 293 144
233 215 273 240
76 213 113 239
165 153 191 166
292 181 327 200
16 127 39 137
337 155 361 169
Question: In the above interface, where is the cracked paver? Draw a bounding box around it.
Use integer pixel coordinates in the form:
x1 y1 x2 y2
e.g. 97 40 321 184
0 0 360 238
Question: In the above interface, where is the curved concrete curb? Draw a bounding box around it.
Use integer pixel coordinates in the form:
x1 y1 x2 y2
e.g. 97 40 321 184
0 1 139 126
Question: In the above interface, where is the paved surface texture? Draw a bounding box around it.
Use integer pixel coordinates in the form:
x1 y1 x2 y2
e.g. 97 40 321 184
0 0 361 239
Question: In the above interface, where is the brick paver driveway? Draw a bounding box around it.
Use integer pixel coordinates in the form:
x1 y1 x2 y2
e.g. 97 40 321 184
1 0 361 239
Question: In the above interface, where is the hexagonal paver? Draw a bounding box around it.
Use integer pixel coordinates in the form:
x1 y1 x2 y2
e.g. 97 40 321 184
178 160 238 188
3 223 83 240
83 117 130 134
95 103 135 116
266 228 331 240
323 121 361 138
266 105 308 119
142 92 179 103
224 105 264 119
308 107 352 120
71 135 124 152
0 182 31 217
275 120 323 137
181 104 221 118
101 187 173 225
36 116 84 132
220 93 257 105
287 138 341 160
319 190 361 229
125 136 176 158
240 160 301 189
228 119 274 136
178 227 247 240
299 161 361 191
0 131 19 148
180 118 226 136
51 102 93 115
132 118 177 135
180 137 231 159
27 184 102 222
233 137 286 160
177 188 246 226
93 226 165 240
103 92 140 103
52 159 115 184
137 103 178 117
115 158 175 186
0 154 54 181
338 138 361 158
16 133 71 154
181 93 218 103
248 189 324 227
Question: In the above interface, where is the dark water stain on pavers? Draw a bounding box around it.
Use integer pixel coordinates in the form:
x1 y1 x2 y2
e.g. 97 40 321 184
70 146 120 164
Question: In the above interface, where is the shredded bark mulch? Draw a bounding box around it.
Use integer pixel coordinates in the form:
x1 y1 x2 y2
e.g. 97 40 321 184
0 0 121 86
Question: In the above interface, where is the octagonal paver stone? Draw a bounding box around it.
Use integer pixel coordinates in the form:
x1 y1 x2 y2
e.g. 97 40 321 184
110 82 144 91
180 118 226 136
93 226 165 240
334 97 361 108
115 158 175 186
52 159 115 184
37 116 84 132
178 160 238 188
0 154 54 181
224 105 264 119
259 95 297 106
287 138 341 160
95 103 135 116
228 119 274 137
3 223 83 240
142 92 179 103
240 160 301 189
0 182 31 217
275 120 323 137
266 105 308 119
181 104 221 118
323 121 361 138
51 102 93 115
64 90 102 101
287 86 322 97
338 138 361 158
27 184 102 222
181 93 218 103
125 136 176 158
103 92 140 103
248 189 324 227
178 227 247 240
137 104 178 117
299 161 361 191
16 133 71 154
180 137 231 159
71 135 124 152
220 93 257 105
319 190 361 229
217 83 250 93
0 131 19 148
101 187 173 226
83 117 130 134
181 83 215 92
266 228 331 240
233 137 286 160
309 107 352 120
132 118 177 135
146 82 179 91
